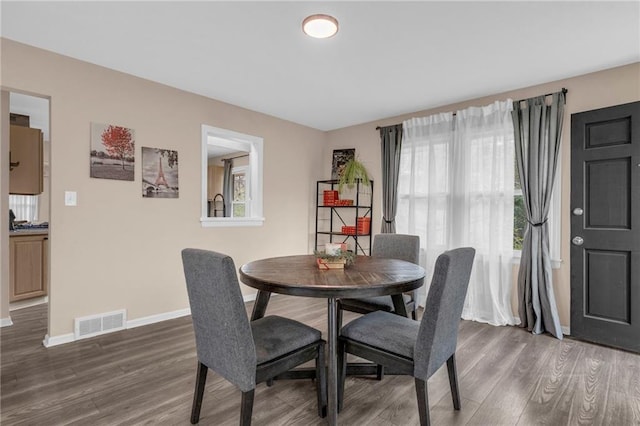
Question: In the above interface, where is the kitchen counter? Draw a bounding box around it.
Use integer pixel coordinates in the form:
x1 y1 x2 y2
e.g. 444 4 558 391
9 229 49 237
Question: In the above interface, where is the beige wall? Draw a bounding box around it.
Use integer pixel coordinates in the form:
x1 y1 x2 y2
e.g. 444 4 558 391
1 39 326 337
2 36 638 338
325 62 640 330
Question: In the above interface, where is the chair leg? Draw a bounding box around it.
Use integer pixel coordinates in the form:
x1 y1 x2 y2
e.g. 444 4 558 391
191 362 208 424
316 341 327 418
337 339 346 412
266 378 274 387
336 302 344 332
446 354 461 410
411 307 417 321
240 389 255 426
414 378 430 426
376 365 385 380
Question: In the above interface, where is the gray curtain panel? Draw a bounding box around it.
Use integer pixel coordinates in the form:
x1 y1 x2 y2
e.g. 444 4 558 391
379 124 403 233
223 159 233 217
512 91 565 339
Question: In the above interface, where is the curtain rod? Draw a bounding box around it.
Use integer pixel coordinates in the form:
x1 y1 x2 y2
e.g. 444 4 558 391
375 88 568 130
223 153 249 160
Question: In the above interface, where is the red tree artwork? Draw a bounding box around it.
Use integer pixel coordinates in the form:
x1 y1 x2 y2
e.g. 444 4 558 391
101 125 134 169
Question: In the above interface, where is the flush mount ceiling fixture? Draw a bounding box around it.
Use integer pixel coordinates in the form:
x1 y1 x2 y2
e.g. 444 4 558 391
302 14 339 39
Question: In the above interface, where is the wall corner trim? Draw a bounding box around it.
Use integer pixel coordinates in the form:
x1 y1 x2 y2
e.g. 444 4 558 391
0 317 13 327
43 333 75 347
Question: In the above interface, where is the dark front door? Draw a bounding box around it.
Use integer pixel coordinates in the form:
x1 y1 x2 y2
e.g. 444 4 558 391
571 101 640 353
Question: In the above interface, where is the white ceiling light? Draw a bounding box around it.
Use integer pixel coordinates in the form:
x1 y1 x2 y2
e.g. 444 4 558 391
302 14 339 39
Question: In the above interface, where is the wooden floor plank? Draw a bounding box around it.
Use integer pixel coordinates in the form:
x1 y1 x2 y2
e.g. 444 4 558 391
2 298 640 425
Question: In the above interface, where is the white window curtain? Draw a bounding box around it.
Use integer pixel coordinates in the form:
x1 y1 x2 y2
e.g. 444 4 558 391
397 100 518 326
9 194 38 222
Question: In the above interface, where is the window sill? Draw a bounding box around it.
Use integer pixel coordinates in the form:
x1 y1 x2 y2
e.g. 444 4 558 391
201 217 265 228
512 251 562 269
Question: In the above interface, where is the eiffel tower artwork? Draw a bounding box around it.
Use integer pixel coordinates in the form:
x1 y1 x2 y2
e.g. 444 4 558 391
142 147 179 198
154 156 168 187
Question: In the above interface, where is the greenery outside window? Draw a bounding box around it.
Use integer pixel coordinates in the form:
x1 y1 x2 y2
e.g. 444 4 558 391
232 166 248 218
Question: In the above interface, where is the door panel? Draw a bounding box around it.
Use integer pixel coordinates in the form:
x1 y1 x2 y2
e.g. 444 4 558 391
585 249 629 323
586 158 630 229
571 101 639 353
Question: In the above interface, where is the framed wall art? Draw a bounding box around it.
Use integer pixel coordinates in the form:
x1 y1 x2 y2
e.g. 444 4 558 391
90 122 135 181
142 147 179 198
331 148 355 180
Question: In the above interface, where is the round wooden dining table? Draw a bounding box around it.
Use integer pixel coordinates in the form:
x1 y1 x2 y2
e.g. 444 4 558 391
239 254 425 426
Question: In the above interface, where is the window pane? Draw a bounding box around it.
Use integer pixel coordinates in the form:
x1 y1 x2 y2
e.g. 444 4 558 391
515 156 522 191
233 203 245 218
233 173 245 202
9 195 38 222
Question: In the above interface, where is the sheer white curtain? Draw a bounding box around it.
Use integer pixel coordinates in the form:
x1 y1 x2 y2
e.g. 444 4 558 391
397 100 518 326
9 195 38 222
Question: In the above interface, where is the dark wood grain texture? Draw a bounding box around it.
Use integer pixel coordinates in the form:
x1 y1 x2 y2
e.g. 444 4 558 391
2 298 639 425
239 255 425 298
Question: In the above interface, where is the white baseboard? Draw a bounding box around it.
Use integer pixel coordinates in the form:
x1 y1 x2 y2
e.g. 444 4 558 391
562 325 570 336
126 308 191 329
0 317 13 328
41 292 262 347
41 294 260 347
43 332 75 347
10 296 48 311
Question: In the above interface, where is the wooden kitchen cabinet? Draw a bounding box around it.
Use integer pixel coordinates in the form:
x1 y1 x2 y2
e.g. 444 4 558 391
9 124 43 195
9 233 49 302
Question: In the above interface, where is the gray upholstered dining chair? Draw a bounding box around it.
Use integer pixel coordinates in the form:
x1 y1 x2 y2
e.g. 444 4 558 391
337 233 420 328
181 248 326 425
337 247 475 426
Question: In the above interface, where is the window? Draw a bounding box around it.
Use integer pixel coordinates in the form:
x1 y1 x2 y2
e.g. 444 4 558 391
201 125 264 227
9 194 38 222
231 166 248 218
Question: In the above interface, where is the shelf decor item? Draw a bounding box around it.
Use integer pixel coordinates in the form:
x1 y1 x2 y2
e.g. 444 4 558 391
338 158 370 194
323 190 339 206
357 216 371 234
315 179 373 255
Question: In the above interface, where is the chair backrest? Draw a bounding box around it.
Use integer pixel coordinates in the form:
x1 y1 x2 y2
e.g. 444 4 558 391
181 248 257 392
372 234 420 265
413 247 475 380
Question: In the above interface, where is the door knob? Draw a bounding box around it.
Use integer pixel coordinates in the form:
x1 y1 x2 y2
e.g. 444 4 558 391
572 208 583 216
572 236 584 246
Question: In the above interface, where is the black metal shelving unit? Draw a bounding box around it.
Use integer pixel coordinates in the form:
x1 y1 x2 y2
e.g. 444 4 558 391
315 179 373 255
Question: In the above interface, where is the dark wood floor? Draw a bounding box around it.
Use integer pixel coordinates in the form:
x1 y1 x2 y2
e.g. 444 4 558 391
1 296 639 425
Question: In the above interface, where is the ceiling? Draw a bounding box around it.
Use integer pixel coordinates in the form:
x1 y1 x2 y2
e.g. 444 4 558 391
2 1 639 131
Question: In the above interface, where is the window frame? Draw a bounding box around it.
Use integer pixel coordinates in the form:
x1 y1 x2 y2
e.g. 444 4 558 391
201 125 264 228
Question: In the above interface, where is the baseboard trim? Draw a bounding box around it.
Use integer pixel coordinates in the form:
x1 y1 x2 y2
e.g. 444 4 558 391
0 317 13 328
42 294 260 347
562 326 570 336
43 333 75 347
126 308 191 329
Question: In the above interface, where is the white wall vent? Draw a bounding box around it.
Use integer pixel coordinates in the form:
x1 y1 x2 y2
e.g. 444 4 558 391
74 309 127 340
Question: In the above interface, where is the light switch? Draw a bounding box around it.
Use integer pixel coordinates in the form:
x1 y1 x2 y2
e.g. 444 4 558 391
65 191 77 206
